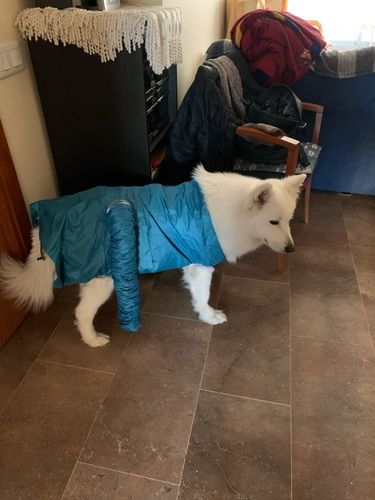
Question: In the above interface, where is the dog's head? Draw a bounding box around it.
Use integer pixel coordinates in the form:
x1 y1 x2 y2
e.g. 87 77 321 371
246 174 306 254
194 165 306 258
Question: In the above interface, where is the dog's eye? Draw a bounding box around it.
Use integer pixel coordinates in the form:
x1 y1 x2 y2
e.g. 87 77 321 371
269 220 280 225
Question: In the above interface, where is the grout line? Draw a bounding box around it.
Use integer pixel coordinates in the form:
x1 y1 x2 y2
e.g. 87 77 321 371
0 305 70 417
175 270 225 496
291 333 374 350
60 335 133 499
223 272 290 287
36 358 115 376
142 310 201 323
60 373 115 499
201 388 290 408
110 335 133 376
341 209 375 355
76 461 180 487
174 334 214 493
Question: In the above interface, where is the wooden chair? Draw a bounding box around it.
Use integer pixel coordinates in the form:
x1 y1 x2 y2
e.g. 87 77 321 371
234 102 324 273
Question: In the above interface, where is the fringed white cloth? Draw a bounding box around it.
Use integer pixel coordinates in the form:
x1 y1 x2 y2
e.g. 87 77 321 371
16 6 182 74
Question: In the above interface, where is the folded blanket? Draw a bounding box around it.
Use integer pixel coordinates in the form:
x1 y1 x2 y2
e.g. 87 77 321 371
204 55 247 121
313 46 375 78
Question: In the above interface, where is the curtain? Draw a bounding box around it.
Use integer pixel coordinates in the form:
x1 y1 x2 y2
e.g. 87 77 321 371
226 0 288 38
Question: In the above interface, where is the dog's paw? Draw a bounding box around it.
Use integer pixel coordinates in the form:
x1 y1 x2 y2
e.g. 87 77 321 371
210 309 227 325
200 308 227 325
84 332 110 348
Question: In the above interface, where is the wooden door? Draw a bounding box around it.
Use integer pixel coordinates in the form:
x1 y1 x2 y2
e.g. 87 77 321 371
0 120 31 347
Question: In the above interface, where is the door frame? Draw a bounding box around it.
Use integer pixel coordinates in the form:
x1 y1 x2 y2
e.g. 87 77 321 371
0 120 31 347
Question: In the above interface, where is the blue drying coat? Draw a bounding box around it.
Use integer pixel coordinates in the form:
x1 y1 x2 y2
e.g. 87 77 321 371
30 181 225 331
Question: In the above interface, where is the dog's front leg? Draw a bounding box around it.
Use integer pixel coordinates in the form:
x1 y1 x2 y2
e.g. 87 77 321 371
182 265 227 325
75 276 114 347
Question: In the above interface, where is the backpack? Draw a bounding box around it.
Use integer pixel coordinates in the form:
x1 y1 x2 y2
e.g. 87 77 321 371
236 85 309 166
247 84 306 136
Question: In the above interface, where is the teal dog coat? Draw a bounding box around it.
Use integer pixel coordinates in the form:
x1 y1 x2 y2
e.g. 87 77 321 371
30 181 225 331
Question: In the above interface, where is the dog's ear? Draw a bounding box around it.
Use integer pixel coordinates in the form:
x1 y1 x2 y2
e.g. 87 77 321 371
283 174 307 193
251 182 273 208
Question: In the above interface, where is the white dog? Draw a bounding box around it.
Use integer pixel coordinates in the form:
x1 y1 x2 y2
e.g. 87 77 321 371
0 167 305 347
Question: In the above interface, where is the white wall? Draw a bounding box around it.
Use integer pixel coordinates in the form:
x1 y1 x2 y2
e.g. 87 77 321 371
0 0 58 206
163 0 226 105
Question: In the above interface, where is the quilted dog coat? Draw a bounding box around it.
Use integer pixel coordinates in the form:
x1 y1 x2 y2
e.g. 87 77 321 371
30 181 225 331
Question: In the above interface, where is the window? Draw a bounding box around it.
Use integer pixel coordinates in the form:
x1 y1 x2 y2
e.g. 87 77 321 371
287 0 375 50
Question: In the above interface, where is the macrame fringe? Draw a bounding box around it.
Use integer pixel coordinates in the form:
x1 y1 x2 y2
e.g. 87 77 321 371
16 6 182 74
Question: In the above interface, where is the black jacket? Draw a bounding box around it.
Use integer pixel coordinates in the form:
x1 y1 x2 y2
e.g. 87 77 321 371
155 45 263 185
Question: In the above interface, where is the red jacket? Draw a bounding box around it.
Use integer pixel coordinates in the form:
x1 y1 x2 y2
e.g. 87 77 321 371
231 10 326 86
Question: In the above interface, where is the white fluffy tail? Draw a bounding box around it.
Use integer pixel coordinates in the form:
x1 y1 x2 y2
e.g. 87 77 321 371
0 227 55 312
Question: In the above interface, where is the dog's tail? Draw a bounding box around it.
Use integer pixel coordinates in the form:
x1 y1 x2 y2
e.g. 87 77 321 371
0 227 55 312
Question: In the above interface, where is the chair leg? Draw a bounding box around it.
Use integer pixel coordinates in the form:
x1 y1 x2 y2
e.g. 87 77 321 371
278 254 286 273
304 177 312 224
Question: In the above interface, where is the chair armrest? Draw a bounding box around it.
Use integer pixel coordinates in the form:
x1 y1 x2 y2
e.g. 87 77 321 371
235 125 300 150
302 102 324 114
235 125 300 176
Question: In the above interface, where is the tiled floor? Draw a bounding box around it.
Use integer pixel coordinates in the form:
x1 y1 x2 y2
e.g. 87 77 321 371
0 191 374 500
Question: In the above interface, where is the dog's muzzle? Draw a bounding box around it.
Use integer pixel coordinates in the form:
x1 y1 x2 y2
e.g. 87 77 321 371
284 242 295 253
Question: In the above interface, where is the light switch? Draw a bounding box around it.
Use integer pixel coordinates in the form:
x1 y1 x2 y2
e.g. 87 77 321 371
0 41 24 80
0 52 11 72
9 48 23 67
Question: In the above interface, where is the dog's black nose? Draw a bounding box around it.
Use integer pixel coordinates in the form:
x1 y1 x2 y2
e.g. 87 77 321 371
284 243 295 253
